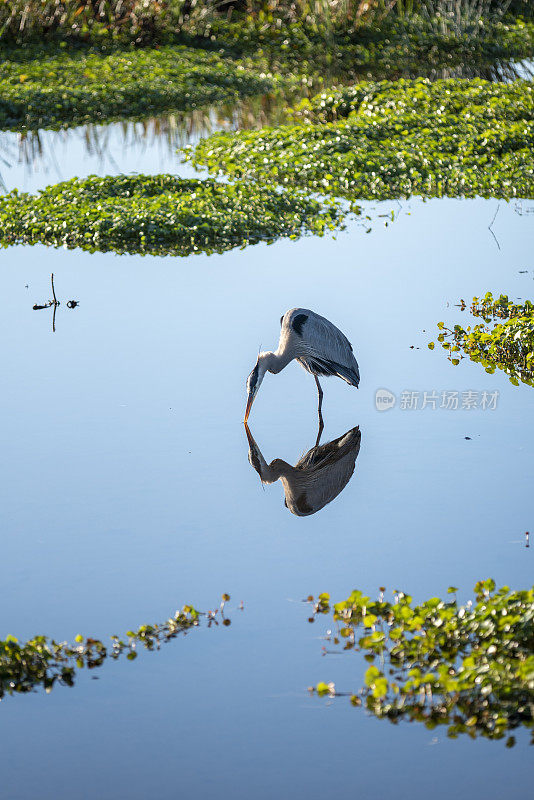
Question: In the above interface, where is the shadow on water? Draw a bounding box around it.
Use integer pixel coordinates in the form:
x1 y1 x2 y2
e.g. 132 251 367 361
245 422 361 517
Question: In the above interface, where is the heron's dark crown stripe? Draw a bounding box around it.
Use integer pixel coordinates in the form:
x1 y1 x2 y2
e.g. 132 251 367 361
291 313 308 337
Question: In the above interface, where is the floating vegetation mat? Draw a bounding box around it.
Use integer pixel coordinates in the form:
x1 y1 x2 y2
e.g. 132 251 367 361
429 292 534 387
0 598 230 699
0 45 274 131
188 78 534 200
0 174 344 257
308 581 534 745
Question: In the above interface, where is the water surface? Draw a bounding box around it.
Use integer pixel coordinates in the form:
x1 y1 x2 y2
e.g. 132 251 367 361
0 106 533 799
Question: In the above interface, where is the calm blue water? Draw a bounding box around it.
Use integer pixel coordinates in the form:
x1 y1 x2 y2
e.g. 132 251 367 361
0 116 532 799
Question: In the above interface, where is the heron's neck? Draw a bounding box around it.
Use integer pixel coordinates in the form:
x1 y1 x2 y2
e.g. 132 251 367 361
263 349 292 375
247 431 294 484
254 454 294 484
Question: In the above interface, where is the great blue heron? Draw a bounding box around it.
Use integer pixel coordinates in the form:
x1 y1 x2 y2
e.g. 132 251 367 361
244 308 360 437
245 423 361 517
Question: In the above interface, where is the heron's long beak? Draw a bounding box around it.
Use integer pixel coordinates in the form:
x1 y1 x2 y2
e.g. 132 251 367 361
244 392 255 424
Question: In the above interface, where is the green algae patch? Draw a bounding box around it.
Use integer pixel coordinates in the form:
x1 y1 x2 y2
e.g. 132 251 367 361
188 78 534 200
430 293 534 387
0 44 274 131
0 174 345 257
292 77 534 124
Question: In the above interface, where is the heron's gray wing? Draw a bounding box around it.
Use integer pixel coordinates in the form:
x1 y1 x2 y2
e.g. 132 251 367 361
282 427 361 516
295 426 361 470
283 308 360 386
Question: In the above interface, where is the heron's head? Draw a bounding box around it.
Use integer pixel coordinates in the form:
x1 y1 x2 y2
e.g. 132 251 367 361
244 354 269 423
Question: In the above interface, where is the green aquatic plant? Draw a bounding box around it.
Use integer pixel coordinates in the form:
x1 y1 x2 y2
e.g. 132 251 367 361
308 581 534 745
0 11 532 136
0 597 230 699
188 77 534 201
0 44 274 131
291 75 534 122
429 292 534 386
0 7 532 116
0 174 345 257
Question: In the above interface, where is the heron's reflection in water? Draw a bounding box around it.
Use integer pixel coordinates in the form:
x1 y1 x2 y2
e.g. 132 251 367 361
245 423 361 517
